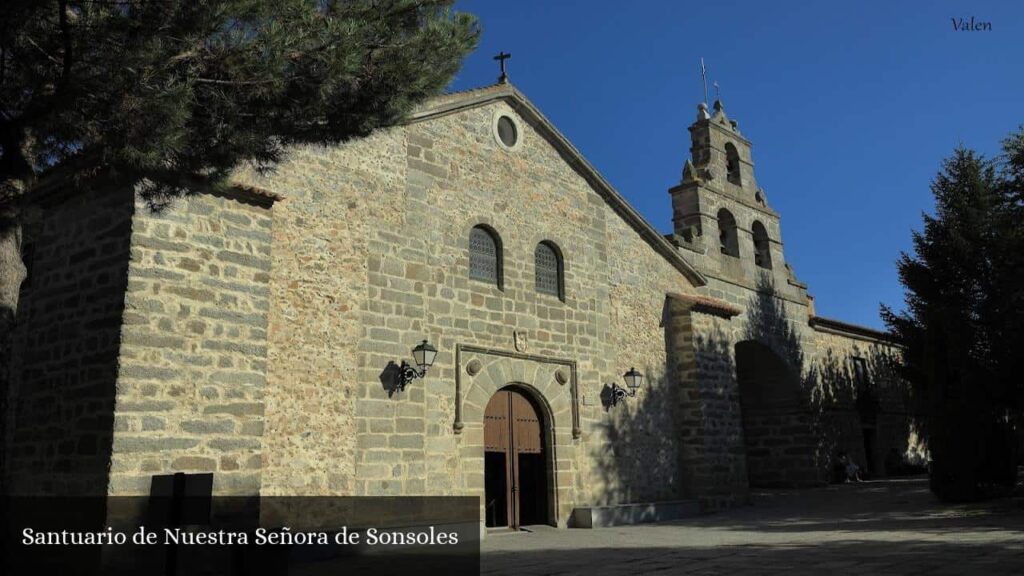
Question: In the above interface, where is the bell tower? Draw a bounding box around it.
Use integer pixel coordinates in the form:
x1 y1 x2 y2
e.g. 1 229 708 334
668 99 799 291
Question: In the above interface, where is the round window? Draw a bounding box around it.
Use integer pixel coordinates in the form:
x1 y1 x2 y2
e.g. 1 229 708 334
497 116 518 148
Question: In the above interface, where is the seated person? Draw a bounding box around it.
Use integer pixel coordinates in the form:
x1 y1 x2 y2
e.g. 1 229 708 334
837 451 864 482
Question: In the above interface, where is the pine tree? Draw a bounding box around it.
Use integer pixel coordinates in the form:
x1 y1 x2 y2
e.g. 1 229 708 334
0 0 480 323
883 129 1024 501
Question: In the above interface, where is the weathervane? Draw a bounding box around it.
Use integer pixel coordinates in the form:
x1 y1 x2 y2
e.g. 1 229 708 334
714 81 721 102
700 57 708 105
494 52 511 84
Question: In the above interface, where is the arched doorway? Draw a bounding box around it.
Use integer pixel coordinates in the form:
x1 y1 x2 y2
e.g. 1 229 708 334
735 340 818 487
483 386 549 529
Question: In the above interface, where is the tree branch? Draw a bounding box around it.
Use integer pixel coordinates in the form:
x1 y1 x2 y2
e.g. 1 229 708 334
21 36 62 67
58 0 73 84
194 77 282 86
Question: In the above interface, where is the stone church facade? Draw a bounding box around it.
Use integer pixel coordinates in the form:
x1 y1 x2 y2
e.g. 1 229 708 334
6 82 919 530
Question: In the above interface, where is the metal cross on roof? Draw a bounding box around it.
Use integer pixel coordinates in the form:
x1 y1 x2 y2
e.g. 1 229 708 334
494 52 511 84
713 81 721 102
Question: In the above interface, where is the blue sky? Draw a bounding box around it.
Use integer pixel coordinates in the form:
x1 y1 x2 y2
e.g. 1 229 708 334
448 1 1022 329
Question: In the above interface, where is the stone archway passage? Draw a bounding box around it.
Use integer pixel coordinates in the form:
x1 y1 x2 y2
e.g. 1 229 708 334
484 387 548 529
735 340 820 487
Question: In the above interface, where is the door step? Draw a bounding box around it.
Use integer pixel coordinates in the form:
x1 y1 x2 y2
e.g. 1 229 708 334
486 526 530 536
570 500 701 528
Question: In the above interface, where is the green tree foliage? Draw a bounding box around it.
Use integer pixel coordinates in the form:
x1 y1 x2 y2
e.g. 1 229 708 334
883 128 1024 501
0 0 479 314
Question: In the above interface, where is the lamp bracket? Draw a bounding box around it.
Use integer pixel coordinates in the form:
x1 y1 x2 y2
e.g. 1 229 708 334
397 360 426 393
610 383 637 407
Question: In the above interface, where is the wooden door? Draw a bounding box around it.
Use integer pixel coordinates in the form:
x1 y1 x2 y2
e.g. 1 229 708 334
484 388 544 529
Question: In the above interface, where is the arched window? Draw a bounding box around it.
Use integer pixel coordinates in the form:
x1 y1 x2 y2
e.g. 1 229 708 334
469 225 502 288
718 209 739 257
752 220 772 269
725 142 741 185
534 241 564 300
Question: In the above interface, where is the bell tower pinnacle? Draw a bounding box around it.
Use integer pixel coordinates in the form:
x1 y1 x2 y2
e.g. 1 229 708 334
669 99 799 291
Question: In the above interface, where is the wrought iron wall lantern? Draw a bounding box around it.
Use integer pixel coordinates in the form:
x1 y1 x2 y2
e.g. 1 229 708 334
397 340 438 392
610 367 644 407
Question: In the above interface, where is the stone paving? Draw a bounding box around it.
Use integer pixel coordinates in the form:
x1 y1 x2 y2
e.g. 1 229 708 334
481 478 1024 575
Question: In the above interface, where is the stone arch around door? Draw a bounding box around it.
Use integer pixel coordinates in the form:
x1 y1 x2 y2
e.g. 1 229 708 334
457 349 578 529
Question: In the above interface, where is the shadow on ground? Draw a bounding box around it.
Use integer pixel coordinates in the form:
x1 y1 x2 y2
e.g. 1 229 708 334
483 539 1024 576
482 479 1024 576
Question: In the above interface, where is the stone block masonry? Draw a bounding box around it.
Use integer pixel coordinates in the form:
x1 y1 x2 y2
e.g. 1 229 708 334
107 188 275 496
809 327 918 478
6 184 134 496
3 83 915 534
231 92 716 523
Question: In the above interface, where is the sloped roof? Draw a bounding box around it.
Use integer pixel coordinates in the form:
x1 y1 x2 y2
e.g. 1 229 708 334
667 292 742 318
406 82 707 287
809 315 896 344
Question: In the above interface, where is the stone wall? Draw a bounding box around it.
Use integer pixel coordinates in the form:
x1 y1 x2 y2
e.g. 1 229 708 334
736 344 821 488
667 302 750 509
596 188 722 507
809 326 918 478
230 88 916 515
674 271 826 489
234 95 716 524
233 132 401 497
5 185 133 496
662 101 914 489
107 189 274 496
4 85 918 530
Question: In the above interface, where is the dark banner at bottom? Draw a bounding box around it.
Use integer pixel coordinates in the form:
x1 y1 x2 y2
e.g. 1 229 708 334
2 495 480 576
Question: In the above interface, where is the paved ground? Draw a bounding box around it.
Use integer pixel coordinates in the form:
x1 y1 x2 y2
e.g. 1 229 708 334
481 478 1024 575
